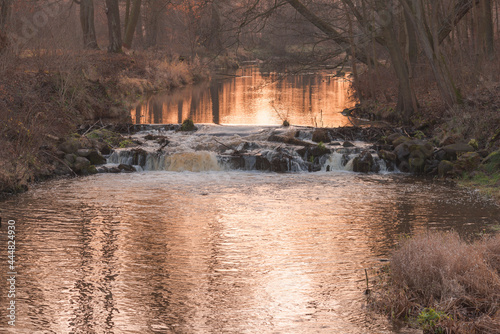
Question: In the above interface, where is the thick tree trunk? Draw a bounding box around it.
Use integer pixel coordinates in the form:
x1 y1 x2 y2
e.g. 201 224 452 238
383 24 416 124
0 0 11 30
479 0 494 57
123 0 141 49
400 0 461 107
105 0 122 53
145 0 161 48
134 11 144 48
80 0 99 49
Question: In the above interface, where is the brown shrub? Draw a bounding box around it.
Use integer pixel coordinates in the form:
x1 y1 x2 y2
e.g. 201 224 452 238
375 232 500 333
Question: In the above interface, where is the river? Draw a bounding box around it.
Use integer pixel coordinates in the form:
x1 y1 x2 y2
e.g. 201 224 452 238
1 67 499 334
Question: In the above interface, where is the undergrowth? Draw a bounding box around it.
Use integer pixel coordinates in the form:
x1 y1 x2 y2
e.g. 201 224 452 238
373 232 500 334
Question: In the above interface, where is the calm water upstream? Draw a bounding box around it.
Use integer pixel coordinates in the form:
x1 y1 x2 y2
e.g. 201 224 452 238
131 66 355 127
1 172 500 333
1 68 500 333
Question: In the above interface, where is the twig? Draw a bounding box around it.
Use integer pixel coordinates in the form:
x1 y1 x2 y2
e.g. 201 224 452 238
365 269 371 295
213 137 241 155
82 120 101 137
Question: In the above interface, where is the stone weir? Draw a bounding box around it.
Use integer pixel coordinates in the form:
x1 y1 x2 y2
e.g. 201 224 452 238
102 125 392 173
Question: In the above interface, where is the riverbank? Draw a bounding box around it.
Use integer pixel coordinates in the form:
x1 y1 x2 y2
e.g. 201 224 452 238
0 50 208 196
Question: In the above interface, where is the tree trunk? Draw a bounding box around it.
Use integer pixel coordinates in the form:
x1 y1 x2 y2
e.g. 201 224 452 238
145 0 161 48
79 0 99 49
134 11 144 49
0 0 11 30
105 0 122 53
123 0 141 49
479 0 494 57
400 0 460 107
383 23 417 124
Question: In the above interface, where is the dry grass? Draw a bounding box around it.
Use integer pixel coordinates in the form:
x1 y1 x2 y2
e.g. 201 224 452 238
0 47 208 195
374 232 500 333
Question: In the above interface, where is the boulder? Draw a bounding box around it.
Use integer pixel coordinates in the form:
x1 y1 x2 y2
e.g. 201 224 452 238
77 149 91 157
353 150 373 173
343 141 355 148
64 153 77 165
59 137 81 154
453 152 481 175
392 135 411 147
442 143 474 160
409 149 426 173
87 150 107 165
438 160 454 177
398 161 410 173
73 157 91 173
118 164 136 172
482 150 500 173
379 149 396 162
312 129 331 143
394 143 411 161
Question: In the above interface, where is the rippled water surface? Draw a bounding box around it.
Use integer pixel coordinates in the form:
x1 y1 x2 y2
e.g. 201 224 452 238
1 171 499 333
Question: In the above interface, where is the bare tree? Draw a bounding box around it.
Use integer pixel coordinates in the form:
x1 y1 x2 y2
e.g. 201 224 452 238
123 0 142 49
75 0 99 49
105 0 122 52
0 0 10 30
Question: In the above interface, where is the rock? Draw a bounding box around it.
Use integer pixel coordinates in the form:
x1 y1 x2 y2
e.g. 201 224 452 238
59 137 81 154
268 134 311 146
93 140 112 155
77 149 92 157
343 141 355 148
393 136 411 147
80 165 97 176
87 150 107 165
296 146 331 161
398 161 410 173
408 140 434 159
379 150 396 162
64 153 77 165
453 152 481 175
312 129 331 143
409 149 426 173
387 133 404 144
73 157 91 173
394 143 411 161
438 160 454 177
353 150 373 173
55 150 66 159
424 160 440 175
482 150 500 172
442 143 474 160
118 164 136 172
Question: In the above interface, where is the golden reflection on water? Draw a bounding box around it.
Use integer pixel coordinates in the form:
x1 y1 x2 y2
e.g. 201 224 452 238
1 173 499 333
131 67 355 126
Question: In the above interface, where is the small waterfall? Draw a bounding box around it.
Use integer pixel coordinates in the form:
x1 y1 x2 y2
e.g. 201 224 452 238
108 150 223 172
321 152 354 171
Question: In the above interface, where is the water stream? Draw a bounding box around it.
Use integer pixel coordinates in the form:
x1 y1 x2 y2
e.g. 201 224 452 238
1 68 499 333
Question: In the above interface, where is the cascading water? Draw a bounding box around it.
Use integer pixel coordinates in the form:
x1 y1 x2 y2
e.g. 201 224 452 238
104 125 390 174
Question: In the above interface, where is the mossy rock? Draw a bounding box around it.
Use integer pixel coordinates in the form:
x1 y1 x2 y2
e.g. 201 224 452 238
312 128 331 143
180 119 197 132
438 160 454 177
59 137 82 154
453 152 481 175
482 150 500 173
86 129 125 147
